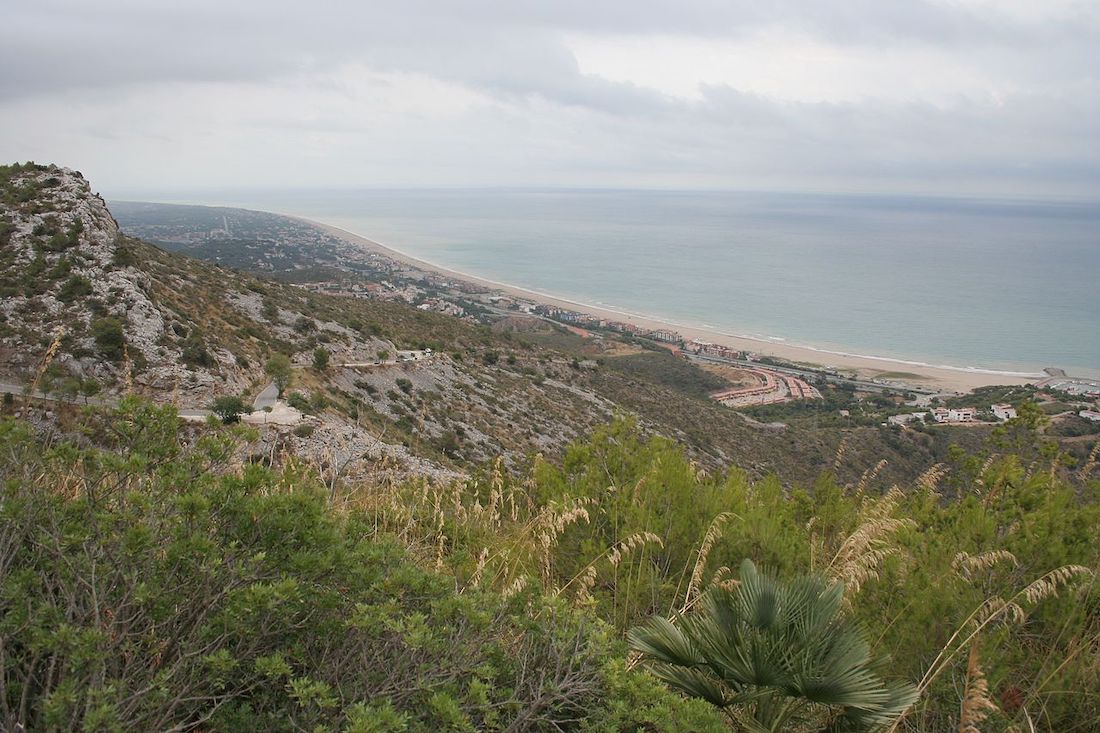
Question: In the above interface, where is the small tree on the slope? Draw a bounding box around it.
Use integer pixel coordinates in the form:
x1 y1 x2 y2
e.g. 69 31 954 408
211 395 247 424
312 347 330 372
265 353 292 397
91 317 126 362
78 377 101 405
629 559 917 733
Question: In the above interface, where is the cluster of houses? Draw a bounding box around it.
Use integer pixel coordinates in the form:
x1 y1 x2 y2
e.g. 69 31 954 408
684 339 746 361
417 297 465 317
932 407 978 423
297 278 475 324
888 403 1019 427
298 278 418 303
710 368 820 407
1034 374 1100 399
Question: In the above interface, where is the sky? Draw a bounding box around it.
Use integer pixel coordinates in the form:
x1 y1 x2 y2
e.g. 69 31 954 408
2 0 1099 198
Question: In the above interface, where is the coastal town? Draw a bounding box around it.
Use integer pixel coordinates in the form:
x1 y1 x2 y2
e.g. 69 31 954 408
292 272 1100 423
323 279 1100 427
116 204 1100 432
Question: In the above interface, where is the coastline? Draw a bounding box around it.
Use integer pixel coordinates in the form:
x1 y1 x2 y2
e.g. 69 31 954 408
296 215 1042 393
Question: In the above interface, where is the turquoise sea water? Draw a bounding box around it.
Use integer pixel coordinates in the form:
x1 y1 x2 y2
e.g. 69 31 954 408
197 189 1100 376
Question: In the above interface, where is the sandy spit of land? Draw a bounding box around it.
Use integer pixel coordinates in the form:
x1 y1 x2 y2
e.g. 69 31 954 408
300 217 1041 394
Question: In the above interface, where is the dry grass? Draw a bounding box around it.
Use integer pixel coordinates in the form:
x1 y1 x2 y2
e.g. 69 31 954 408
832 436 850 472
917 462 948 495
958 642 998 733
855 458 889 497
682 511 738 612
822 487 915 597
952 550 1018 582
29 326 65 394
567 531 663 606
891 563 1094 732
1078 443 1099 480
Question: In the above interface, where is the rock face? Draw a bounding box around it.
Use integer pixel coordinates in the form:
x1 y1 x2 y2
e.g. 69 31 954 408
0 163 232 396
2 163 755 483
0 163 468 479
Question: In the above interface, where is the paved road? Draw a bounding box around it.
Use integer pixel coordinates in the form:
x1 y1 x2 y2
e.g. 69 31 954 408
0 381 42 399
340 350 434 369
0 380 118 408
253 382 279 410
2 379 215 418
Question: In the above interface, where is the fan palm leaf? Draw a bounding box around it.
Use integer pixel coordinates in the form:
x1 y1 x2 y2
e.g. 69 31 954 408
628 559 917 732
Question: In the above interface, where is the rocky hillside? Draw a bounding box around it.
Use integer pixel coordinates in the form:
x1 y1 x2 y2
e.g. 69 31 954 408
0 164 447 403
1 163 271 399
1 164 171 384
3 162 963 486
0 164 620 475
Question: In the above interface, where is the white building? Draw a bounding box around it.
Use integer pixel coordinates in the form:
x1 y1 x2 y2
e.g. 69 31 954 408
888 412 926 426
991 404 1017 421
650 329 682 343
932 407 977 423
1080 410 1100 422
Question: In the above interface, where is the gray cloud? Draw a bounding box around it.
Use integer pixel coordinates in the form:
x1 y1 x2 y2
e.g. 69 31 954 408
5 0 1098 99
1 0 1098 196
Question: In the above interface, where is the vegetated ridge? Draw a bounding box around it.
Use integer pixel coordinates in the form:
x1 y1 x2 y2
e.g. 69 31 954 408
1 162 1098 732
0 163 977 485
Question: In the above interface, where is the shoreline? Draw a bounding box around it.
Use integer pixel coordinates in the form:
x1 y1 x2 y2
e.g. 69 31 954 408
294 215 1044 393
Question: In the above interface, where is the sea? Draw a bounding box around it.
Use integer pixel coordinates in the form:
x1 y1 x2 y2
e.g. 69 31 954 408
171 188 1100 378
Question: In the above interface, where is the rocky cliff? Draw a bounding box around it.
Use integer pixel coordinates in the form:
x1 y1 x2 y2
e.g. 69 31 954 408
0 163 238 394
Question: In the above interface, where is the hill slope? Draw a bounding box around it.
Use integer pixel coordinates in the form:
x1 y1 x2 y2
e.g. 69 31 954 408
3 163 965 485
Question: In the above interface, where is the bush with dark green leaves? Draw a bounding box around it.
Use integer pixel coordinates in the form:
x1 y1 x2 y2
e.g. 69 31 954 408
285 391 310 412
181 334 215 368
90 316 126 361
312 347 330 372
211 394 248 424
0 400 725 733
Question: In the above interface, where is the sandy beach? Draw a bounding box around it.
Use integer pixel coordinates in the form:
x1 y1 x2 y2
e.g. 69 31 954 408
300 217 1042 394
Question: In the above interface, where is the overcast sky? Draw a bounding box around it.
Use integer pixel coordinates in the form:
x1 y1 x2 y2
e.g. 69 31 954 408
2 0 1099 198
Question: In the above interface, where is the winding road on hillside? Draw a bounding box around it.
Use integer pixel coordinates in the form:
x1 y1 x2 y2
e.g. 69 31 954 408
2 350 438 424
1 378 217 419
0 381 49 401
0 378 264 422
253 382 279 410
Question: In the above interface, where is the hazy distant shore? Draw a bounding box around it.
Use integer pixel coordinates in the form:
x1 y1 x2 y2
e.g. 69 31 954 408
297 216 1043 393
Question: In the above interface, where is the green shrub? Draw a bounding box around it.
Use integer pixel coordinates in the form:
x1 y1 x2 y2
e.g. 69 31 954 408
181 335 215 368
56 274 93 303
265 354 292 397
0 402 726 733
90 316 126 361
211 395 248 424
286 392 310 412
